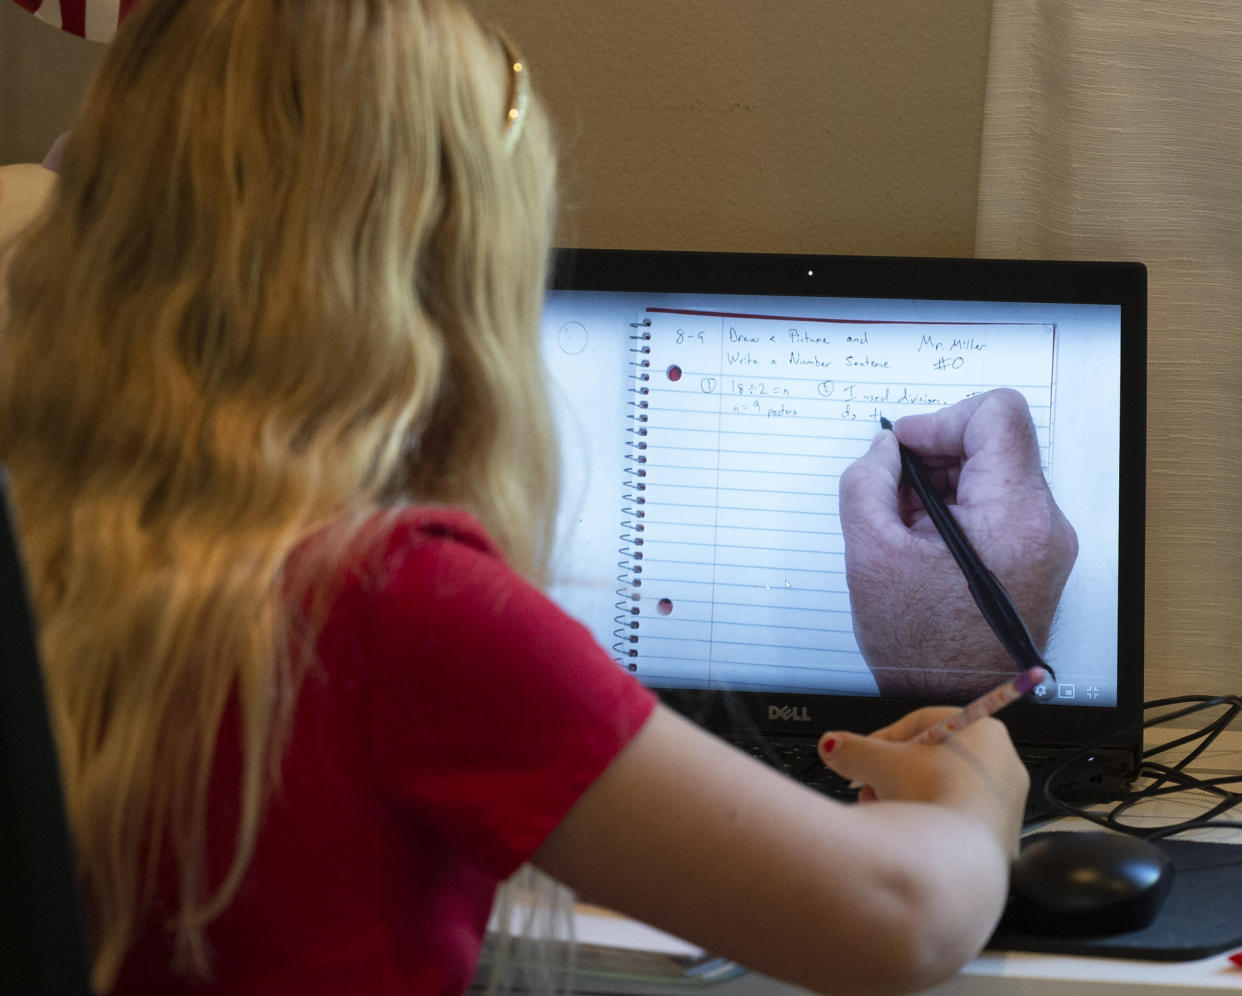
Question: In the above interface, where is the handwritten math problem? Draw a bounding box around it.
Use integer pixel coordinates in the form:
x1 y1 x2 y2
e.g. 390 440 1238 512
626 307 1056 692
665 311 1053 423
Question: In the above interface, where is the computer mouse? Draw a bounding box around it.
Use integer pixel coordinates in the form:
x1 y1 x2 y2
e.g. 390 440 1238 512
1007 831 1174 936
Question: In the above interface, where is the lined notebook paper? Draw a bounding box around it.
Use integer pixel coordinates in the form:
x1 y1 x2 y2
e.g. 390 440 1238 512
618 307 1056 692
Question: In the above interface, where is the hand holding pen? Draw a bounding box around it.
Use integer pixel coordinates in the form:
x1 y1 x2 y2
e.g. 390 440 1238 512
837 389 1078 699
878 413 1053 684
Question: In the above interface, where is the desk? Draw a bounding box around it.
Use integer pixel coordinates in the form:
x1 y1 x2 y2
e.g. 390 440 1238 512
915 727 1242 995
482 729 1242 994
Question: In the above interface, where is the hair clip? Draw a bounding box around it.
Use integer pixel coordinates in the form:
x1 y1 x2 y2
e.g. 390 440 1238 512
495 29 529 151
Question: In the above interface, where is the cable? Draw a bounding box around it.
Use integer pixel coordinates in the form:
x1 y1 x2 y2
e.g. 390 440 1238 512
1041 693 1242 838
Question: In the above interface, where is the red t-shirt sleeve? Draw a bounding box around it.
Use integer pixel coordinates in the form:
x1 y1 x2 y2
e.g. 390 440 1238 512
361 510 657 881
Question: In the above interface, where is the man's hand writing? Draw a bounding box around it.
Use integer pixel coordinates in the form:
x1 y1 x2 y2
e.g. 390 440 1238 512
840 388 1078 698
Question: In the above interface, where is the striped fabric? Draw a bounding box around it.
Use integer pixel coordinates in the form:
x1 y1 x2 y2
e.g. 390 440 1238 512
975 1 1242 703
10 0 143 42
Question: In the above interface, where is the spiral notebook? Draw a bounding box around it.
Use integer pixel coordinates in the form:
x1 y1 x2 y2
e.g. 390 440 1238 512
540 250 1147 813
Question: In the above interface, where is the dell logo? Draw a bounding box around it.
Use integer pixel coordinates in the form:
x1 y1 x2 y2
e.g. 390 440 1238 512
768 705 812 722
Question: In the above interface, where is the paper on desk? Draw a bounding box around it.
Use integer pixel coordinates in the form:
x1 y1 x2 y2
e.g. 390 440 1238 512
573 904 707 959
489 900 706 959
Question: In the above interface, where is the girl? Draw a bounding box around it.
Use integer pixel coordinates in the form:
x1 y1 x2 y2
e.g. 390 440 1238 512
0 1 1038 992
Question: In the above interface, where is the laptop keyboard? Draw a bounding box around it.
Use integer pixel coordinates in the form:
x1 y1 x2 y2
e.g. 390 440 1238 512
729 736 860 802
1019 752 1059 823
732 735 1074 823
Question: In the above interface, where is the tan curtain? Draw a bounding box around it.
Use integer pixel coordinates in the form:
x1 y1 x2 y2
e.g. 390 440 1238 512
975 1 1242 701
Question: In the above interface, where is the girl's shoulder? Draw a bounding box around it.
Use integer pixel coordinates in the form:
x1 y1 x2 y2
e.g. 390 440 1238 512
310 505 512 615
379 505 500 557
355 505 506 586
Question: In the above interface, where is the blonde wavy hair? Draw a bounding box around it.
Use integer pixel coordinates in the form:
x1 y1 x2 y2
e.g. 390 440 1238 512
0 0 558 989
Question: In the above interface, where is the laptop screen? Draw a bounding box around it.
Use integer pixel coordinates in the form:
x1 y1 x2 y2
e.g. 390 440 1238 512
540 250 1145 753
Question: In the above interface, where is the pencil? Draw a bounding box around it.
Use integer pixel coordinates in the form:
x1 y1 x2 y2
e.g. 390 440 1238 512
844 666 1050 789
913 666 1049 745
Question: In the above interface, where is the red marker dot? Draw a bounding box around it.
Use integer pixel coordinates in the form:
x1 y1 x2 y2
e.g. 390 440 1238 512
657 598 673 615
666 365 682 382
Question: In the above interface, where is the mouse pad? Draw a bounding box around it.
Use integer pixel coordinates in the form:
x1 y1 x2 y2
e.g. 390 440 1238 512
988 832 1242 961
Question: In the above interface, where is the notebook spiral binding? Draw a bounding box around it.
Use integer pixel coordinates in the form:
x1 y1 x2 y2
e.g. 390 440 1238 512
613 322 652 670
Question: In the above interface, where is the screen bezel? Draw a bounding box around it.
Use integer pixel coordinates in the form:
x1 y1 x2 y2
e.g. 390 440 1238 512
548 248 1147 753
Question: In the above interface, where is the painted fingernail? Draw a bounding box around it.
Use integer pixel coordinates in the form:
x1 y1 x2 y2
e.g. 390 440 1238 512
819 736 837 756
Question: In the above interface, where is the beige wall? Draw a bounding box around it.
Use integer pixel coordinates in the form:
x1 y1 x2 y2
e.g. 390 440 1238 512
2 0 993 256
477 0 993 256
0 2 105 163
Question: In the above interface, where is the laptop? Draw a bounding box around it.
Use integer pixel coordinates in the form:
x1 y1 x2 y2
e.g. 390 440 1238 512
539 249 1146 821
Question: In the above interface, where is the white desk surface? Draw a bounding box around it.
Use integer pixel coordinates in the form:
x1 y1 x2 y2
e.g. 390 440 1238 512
561 726 1242 995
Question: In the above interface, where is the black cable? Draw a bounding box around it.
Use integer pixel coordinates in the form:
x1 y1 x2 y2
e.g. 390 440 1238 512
1041 693 1242 839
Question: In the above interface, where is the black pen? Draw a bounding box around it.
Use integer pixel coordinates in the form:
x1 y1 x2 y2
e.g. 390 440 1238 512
879 416 1055 682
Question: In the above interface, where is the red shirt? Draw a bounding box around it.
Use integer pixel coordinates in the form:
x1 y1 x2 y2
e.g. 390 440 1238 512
114 509 656 994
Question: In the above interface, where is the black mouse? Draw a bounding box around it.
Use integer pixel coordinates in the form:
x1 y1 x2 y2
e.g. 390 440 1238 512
1007 831 1174 936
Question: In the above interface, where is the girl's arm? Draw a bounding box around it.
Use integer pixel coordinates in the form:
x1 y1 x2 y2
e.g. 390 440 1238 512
533 702 1025 996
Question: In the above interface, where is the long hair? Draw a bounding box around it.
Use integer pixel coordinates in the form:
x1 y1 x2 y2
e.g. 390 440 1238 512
0 0 558 989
